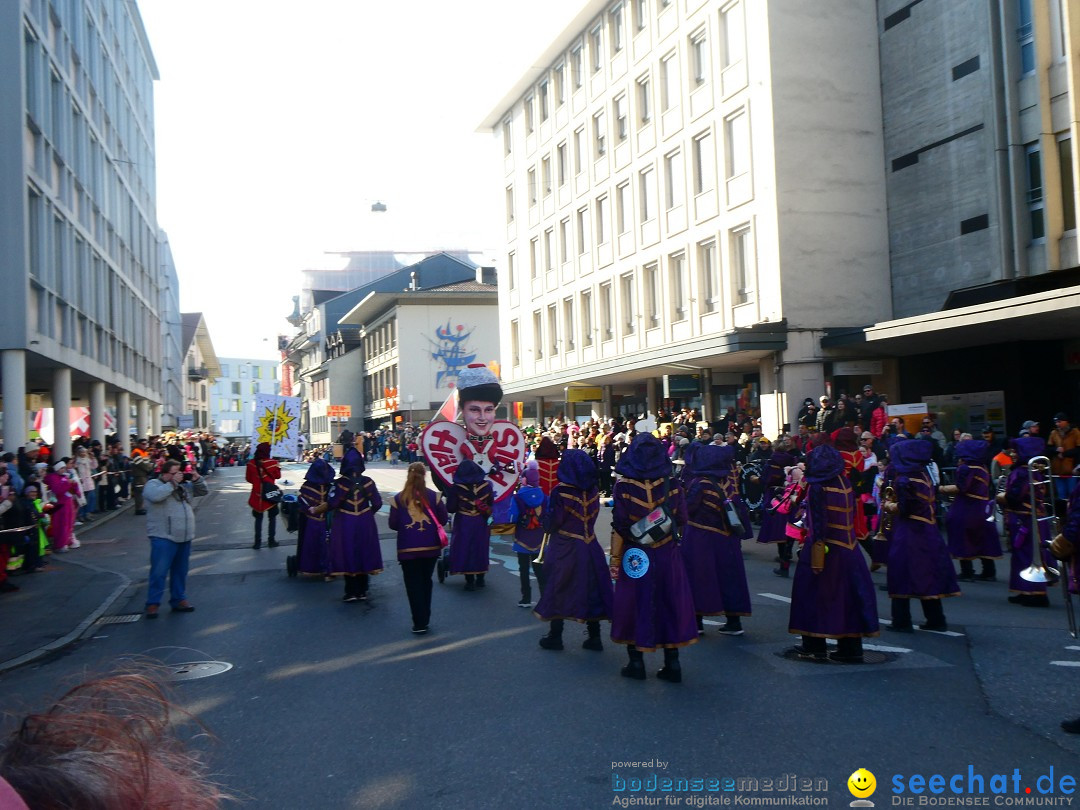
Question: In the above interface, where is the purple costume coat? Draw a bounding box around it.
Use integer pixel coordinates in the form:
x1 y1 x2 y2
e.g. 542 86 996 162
297 480 331 575
757 451 796 544
945 462 1002 560
1004 465 1055 595
1061 484 1080 596
388 489 448 561
533 484 613 622
610 478 698 650
681 474 752 616
43 471 77 550
787 476 879 638
446 481 493 575
886 471 961 599
327 476 384 575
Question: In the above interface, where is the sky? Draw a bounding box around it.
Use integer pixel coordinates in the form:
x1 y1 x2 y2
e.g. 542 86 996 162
137 0 584 360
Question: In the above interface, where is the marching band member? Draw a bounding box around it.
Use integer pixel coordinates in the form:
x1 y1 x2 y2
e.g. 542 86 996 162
445 459 493 591
328 446 383 603
940 439 1000 582
511 463 547 608
1003 436 1054 607
884 439 961 632
388 462 448 634
787 445 879 662
1053 485 1080 733
609 434 696 682
756 437 798 552
533 449 612 651
297 458 335 578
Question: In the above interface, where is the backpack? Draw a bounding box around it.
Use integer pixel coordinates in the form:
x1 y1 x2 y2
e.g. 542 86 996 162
516 503 543 531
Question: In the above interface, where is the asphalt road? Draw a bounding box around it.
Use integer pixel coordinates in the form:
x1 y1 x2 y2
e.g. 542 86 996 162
2 463 1079 809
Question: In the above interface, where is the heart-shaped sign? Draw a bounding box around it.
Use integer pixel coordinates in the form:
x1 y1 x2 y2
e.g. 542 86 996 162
420 420 526 502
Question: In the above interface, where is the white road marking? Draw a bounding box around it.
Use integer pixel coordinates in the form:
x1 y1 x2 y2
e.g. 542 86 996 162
1051 661 1080 668
863 643 912 654
758 592 792 604
1066 645 1080 652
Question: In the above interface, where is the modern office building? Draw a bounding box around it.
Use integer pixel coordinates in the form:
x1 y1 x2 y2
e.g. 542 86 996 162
210 357 281 439
481 0 891 434
483 0 1080 435
0 0 165 453
159 230 184 430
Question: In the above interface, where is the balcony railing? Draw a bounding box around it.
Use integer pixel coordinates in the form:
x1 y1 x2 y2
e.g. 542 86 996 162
187 366 209 380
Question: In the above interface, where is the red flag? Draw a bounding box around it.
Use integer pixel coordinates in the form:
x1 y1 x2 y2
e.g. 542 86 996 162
433 389 458 423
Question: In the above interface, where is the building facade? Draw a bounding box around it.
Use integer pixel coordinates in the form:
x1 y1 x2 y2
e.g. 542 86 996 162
210 357 281 439
159 230 184 429
485 0 1080 436
0 0 165 453
482 0 891 435
180 313 221 431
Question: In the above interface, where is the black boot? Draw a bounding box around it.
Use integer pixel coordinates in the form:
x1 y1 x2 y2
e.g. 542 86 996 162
795 636 827 660
717 614 744 636
268 536 279 548
252 537 262 550
957 560 975 581
657 647 682 683
343 576 360 603
888 598 914 632
830 637 864 663
582 620 603 651
540 619 564 650
696 616 704 636
976 559 997 581
920 598 947 631
1062 717 1080 734
773 561 790 577
475 573 486 589
621 646 646 680
464 574 475 591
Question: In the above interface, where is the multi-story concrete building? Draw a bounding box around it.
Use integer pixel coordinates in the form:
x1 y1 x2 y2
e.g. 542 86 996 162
485 0 1080 435
0 0 164 453
481 0 891 434
180 313 220 431
159 230 184 430
339 271 500 430
210 357 281 439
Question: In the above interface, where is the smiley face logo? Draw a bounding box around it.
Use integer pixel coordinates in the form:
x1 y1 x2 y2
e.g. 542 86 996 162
848 769 876 799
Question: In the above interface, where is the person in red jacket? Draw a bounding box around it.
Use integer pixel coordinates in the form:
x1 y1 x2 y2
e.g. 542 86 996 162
246 442 281 549
869 395 889 438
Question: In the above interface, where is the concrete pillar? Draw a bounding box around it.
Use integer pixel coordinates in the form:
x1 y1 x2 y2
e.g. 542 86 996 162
700 369 713 423
645 377 657 419
89 382 106 445
151 403 162 436
602 385 612 421
136 398 150 441
535 396 544 428
52 368 73 458
2 350 26 450
116 391 131 453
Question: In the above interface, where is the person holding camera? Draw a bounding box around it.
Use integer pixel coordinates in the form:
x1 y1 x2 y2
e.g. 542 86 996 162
143 459 207 618
246 442 282 549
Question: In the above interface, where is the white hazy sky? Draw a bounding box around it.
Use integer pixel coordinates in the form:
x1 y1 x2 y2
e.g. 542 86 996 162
137 0 584 360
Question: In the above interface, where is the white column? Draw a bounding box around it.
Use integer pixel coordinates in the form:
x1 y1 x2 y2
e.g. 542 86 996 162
116 391 131 453
645 378 657 419
52 367 72 459
2 350 26 449
89 382 106 445
136 398 150 440
602 385 612 422
700 369 713 423
535 396 544 427
151 403 162 436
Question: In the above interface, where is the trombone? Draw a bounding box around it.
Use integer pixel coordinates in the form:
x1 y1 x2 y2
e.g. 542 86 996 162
533 532 551 564
1019 456 1077 638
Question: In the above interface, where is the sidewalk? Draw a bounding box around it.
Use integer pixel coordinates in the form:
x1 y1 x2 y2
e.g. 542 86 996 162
0 502 136 674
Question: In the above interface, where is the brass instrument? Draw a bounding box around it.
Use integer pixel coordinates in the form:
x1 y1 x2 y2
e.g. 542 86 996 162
533 532 551 564
1019 456 1076 638
873 486 897 542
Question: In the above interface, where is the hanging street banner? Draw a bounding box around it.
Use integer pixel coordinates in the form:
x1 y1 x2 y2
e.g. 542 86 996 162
252 394 301 458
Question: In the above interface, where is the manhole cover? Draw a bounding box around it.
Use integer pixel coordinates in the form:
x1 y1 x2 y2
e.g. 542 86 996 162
95 614 143 625
778 648 894 665
167 661 233 681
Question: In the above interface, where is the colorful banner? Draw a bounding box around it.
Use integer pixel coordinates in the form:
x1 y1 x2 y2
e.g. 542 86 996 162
252 394 301 458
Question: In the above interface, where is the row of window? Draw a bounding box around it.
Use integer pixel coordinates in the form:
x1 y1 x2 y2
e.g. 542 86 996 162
217 364 277 380
363 321 397 359
505 0 745 155
366 366 399 411
1024 136 1076 241
508 110 748 231
508 228 755 366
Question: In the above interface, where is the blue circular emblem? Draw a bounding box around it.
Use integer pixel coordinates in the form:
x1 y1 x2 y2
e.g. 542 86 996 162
623 548 650 579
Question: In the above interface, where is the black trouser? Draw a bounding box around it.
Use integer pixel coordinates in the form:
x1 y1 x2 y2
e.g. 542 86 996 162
891 597 945 628
102 480 118 510
800 636 863 657
253 506 279 543
517 552 546 601
401 557 437 629
959 558 996 577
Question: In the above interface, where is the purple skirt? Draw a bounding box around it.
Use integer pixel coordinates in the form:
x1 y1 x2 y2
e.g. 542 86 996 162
1006 513 1053 595
788 541 879 638
611 541 699 651
886 520 961 599
681 526 751 615
946 498 1002 560
328 511 383 575
534 535 613 622
757 496 790 544
448 513 490 575
298 516 329 575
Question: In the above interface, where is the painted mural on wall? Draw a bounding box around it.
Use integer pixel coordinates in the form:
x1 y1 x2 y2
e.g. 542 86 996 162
428 320 476 389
